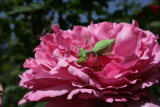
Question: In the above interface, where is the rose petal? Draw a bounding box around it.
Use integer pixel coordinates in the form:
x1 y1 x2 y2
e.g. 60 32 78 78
19 84 73 105
114 23 138 56
46 96 96 107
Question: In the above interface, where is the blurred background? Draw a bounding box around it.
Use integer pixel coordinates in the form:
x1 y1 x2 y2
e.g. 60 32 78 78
0 0 160 107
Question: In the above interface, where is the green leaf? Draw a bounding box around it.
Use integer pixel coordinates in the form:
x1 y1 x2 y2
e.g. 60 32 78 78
29 3 43 10
6 6 32 15
6 3 43 15
149 21 160 28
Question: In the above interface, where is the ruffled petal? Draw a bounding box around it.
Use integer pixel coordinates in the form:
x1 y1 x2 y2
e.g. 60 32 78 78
114 23 138 56
46 96 96 107
19 84 73 105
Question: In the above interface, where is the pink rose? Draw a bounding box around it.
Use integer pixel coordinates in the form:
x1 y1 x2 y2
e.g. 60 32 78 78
0 97 1 107
0 84 3 107
19 20 160 107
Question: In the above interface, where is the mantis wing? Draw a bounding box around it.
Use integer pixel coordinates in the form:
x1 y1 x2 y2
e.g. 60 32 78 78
93 39 115 54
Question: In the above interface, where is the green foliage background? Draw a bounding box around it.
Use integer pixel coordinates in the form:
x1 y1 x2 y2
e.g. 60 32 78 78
0 0 160 107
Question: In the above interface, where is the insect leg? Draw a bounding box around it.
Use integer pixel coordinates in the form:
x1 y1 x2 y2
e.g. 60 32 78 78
77 56 89 63
102 53 113 55
85 34 93 50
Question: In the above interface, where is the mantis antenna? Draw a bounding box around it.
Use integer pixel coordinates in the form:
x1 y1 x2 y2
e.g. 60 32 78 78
85 34 93 50
85 34 98 64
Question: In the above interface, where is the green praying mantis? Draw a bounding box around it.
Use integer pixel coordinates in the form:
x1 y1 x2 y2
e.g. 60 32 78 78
76 34 115 63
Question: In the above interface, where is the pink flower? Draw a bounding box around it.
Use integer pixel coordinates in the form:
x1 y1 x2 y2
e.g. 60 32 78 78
0 97 1 107
0 84 3 107
19 20 160 107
